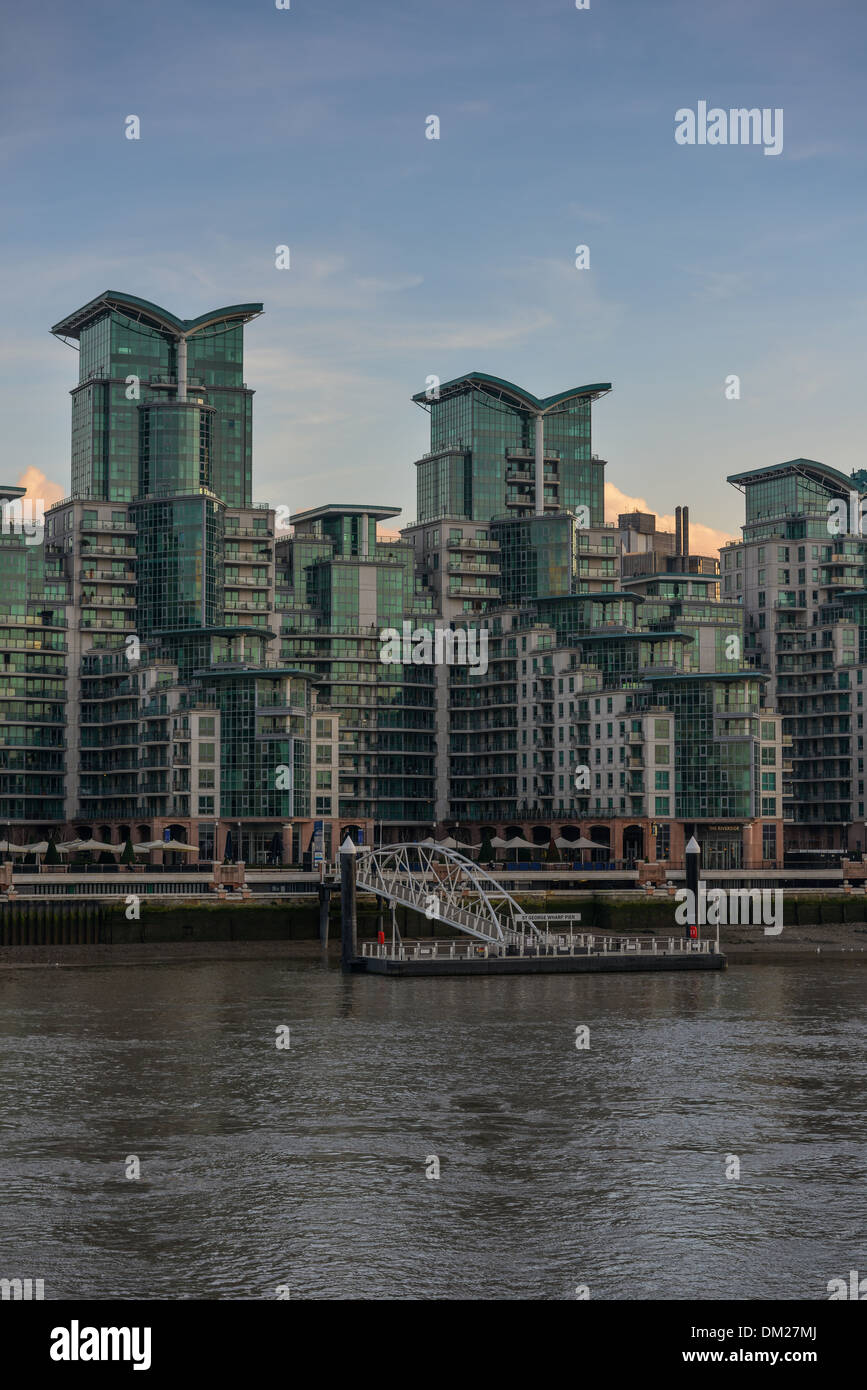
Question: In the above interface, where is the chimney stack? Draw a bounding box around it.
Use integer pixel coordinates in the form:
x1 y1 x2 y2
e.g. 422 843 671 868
682 506 690 559
675 506 682 557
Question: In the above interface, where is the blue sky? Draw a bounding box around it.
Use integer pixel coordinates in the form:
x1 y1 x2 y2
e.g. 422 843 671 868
2 0 866 545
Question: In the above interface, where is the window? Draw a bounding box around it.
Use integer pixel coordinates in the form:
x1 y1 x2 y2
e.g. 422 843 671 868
655 744 670 763
654 797 670 815
198 716 215 736
199 743 215 763
198 768 215 789
654 771 670 790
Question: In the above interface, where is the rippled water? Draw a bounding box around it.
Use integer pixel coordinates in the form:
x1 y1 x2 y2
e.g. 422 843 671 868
0 953 864 1300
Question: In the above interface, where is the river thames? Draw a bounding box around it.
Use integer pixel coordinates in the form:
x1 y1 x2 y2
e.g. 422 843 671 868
1 951 864 1300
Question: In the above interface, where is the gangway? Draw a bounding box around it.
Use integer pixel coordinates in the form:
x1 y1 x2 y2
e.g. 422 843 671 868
353 842 548 947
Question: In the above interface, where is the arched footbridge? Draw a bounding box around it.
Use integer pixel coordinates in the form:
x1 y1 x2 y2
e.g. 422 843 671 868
353 843 574 948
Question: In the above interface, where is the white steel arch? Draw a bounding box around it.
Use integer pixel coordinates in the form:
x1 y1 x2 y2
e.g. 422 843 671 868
354 843 543 946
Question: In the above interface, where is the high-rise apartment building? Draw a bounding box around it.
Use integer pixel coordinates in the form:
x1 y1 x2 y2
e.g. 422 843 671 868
0 293 786 867
276 504 437 845
2 293 336 863
726 458 867 855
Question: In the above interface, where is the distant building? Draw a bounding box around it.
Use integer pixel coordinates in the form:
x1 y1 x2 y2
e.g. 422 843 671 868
725 458 867 855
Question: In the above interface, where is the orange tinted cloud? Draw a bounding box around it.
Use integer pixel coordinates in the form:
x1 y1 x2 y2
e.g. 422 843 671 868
17 467 65 507
604 481 735 557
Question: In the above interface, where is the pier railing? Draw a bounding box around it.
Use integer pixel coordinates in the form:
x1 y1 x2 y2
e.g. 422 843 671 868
361 934 717 962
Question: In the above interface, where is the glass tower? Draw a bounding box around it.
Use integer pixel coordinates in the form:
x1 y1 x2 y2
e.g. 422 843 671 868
412 373 610 524
51 292 261 506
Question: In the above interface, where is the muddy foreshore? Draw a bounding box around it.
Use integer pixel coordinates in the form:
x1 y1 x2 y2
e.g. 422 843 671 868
0 923 866 969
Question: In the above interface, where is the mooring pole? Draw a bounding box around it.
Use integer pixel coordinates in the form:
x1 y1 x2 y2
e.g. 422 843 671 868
340 836 358 969
685 835 700 944
318 879 331 947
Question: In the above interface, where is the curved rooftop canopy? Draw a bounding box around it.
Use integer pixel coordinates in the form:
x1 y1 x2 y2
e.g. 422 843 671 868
51 291 264 342
412 371 611 413
291 503 401 526
727 458 855 495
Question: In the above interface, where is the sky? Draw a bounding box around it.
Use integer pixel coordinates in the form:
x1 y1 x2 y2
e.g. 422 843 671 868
2 0 867 552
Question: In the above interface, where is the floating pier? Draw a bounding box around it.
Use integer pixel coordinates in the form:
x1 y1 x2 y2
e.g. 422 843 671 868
354 935 725 976
339 841 725 977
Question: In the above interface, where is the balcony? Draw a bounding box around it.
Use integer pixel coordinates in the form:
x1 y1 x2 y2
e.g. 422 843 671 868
447 537 499 552
504 497 561 511
148 375 208 389
446 561 501 576
447 584 501 598
80 543 136 558
80 568 136 582
80 595 136 608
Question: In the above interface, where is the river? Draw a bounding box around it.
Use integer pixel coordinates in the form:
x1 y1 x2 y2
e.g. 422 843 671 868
0 950 864 1299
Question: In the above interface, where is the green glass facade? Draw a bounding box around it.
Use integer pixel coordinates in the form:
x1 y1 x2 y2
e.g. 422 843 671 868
413 374 608 523
0 487 67 827
277 506 436 829
53 293 260 506
493 515 579 601
134 496 225 634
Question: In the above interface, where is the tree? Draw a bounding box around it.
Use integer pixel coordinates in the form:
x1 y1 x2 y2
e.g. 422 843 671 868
45 838 61 865
546 838 561 862
478 833 494 865
121 837 135 866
